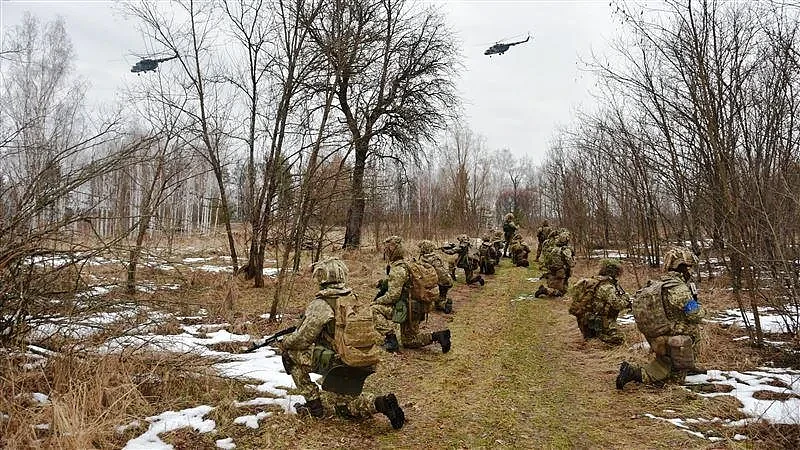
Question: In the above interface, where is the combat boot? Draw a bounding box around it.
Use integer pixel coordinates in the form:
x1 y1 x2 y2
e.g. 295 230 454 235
294 398 324 418
534 285 548 298
477 276 485 286
432 329 451 353
374 393 405 429
443 299 453 314
383 333 399 353
615 361 643 389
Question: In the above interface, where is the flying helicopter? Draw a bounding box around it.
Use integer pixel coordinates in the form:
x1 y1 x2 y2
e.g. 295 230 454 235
484 35 530 56
130 53 178 74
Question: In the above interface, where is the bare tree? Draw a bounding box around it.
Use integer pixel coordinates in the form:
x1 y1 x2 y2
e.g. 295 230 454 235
303 0 460 249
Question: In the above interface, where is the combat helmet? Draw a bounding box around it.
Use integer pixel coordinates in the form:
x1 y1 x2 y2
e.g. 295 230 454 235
457 234 470 244
663 246 697 272
481 234 491 242
383 235 406 261
418 239 437 255
598 258 623 279
311 257 348 286
504 213 514 222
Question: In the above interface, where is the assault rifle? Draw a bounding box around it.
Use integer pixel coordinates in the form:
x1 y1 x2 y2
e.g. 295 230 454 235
243 326 297 353
373 264 391 301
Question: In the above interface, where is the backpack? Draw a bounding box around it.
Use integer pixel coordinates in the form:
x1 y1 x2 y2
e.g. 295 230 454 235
631 279 680 339
406 259 439 308
568 277 602 317
334 294 381 367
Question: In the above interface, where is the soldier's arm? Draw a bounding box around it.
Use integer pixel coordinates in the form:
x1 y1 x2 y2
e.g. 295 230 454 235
667 283 706 323
374 264 408 306
281 300 334 350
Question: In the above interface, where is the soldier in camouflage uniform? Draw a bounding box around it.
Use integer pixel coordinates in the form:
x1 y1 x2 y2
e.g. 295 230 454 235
442 234 485 286
616 247 706 389
279 257 404 429
418 240 453 314
568 259 629 346
535 220 552 262
535 229 575 298
491 229 505 257
478 234 499 275
373 236 451 353
502 213 518 257
508 233 531 267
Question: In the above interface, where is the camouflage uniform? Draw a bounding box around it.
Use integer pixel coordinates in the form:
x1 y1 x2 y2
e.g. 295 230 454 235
478 235 499 275
568 259 628 346
535 220 552 262
536 230 574 297
373 236 451 353
491 229 505 257
442 235 484 286
281 258 404 428
502 213 518 257
508 234 531 267
617 247 706 389
418 240 453 314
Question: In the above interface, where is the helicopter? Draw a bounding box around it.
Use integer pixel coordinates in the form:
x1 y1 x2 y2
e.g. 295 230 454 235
484 35 530 56
130 54 178 74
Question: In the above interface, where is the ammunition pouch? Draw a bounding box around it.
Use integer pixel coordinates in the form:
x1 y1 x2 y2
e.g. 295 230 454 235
312 346 337 374
392 299 408 324
667 335 695 370
410 299 427 321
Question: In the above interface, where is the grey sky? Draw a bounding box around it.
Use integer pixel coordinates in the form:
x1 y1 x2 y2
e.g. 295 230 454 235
0 0 622 163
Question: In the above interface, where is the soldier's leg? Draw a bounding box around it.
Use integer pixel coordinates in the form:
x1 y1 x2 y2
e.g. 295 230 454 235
437 285 452 314
464 267 484 286
535 243 542 261
598 325 624 346
329 391 377 419
371 303 399 351
285 354 324 417
399 318 433 348
371 304 395 337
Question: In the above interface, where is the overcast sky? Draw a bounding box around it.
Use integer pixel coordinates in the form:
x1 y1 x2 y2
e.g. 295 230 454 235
0 0 623 163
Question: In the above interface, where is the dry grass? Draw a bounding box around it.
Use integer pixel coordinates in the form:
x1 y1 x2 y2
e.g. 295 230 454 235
5 237 799 449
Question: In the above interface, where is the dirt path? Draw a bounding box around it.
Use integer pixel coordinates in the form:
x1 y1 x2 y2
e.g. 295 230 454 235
372 259 706 449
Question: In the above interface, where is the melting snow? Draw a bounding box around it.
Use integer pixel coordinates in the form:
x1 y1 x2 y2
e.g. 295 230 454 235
706 307 799 334
685 368 800 425
31 393 49 404
233 411 272 429
216 437 236 449
123 405 215 450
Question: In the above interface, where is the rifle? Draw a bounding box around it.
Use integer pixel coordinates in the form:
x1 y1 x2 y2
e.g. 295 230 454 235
243 326 297 353
374 278 389 301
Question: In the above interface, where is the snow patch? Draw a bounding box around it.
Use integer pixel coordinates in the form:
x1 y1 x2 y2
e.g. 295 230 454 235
124 405 215 450
233 411 271 429
216 437 236 449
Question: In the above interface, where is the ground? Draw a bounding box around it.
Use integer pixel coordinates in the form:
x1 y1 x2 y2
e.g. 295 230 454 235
1 238 799 449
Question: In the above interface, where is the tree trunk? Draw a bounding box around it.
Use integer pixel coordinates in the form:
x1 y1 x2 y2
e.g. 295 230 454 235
343 141 368 249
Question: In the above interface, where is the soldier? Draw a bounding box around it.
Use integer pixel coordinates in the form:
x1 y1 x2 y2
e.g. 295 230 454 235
418 240 454 314
478 234 499 275
535 229 575 298
568 259 629 346
491 229 505 257
279 257 405 429
508 233 531 267
535 220 552 262
616 247 706 389
372 236 451 353
502 213 518 257
442 234 485 286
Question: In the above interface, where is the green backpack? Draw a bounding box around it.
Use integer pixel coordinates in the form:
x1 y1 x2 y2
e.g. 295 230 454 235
631 279 680 338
